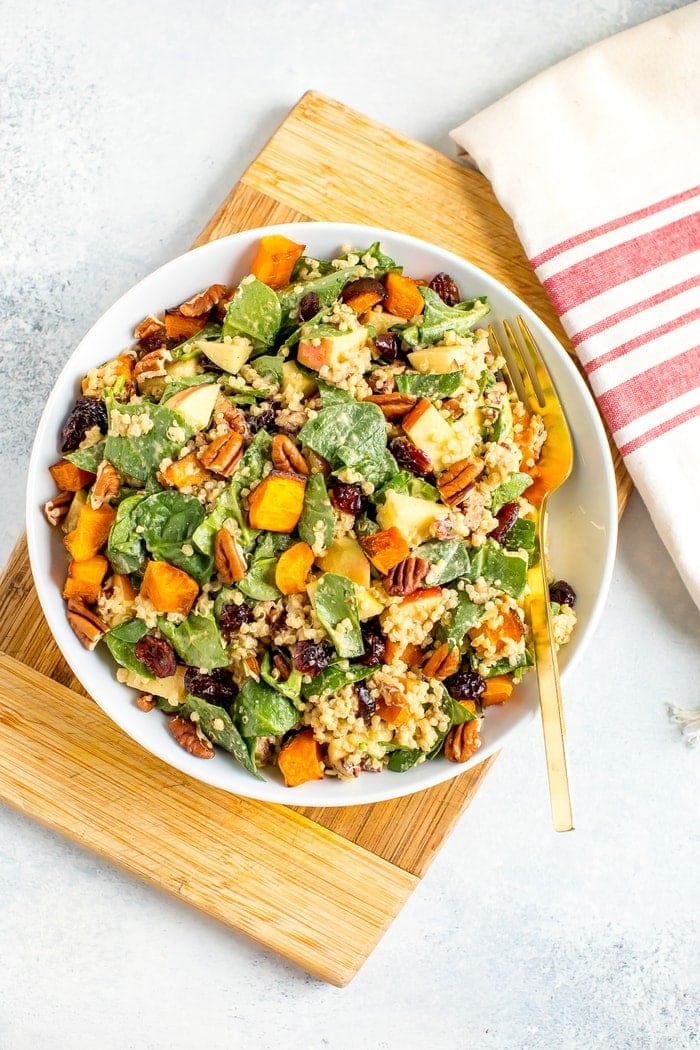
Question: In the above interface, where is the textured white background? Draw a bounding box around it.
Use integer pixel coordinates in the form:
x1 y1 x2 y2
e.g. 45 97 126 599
1 2 698 1048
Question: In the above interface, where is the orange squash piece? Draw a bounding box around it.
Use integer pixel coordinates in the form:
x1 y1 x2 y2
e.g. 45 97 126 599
49 460 96 493
360 527 410 574
64 503 116 561
481 675 514 706
278 728 324 787
111 572 137 604
163 310 208 343
140 560 199 617
275 541 314 595
248 471 306 533
376 696 411 726
250 235 305 289
383 272 425 319
62 555 109 604
160 452 213 491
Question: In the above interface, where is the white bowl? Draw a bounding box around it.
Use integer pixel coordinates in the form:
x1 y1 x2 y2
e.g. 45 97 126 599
26 222 618 807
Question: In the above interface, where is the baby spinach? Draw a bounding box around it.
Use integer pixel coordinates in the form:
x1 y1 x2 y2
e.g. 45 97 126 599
158 611 228 671
65 440 106 473
106 494 148 575
316 379 353 405
395 371 463 400
104 618 151 676
387 748 423 772
490 472 533 514
278 265 364 325
179 693 261 778
298 472 335 552
445 692 477 724
104 397 194 485
237 532 291 601
249 354 283 388
469 540 528 598
299 401 390 485
503 517 536 553
349 241 401 276
401 288 490 348
415 539 471 584
300 662 374 700
132 491 212 582
233 679 299 738
159 372 220 402
222 277 281 351
170 322 222 360
260 650 303 706
436 591 483 650
473 651 533 678
374 471 439 503
310 573 363 658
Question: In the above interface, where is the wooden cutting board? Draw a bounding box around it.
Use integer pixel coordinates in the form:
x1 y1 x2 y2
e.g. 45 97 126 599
0 92 631 987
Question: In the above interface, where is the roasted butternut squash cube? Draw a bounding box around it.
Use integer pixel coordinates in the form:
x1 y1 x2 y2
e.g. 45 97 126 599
278 728 324 787
140 560 199 616
360 527 410 573
49 459 96 492
62 555 109 604
250 235 305 289
248 471 306 533
160 452 213 490
275 541 315 595
64 503 117 561
383 271 425 319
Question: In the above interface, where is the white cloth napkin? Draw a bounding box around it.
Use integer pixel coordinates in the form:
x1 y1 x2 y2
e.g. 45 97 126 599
451 3 700 614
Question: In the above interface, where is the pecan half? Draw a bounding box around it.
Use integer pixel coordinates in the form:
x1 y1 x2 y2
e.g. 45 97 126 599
134 314 166 350
90 460 121 509
437 457 485 507
444 716 482 763
442 398 463 420
134 348 171 390
66 598 108 650
44 490 73 527
198 431 244 476
168 716 214 758
363 392 417 420
422 642 460 680
383 556 430 596
271 434 309 475
178 283 227 317
214 529 246 584
213 394 248 435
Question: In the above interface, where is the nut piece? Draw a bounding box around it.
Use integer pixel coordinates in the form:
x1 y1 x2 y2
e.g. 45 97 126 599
66 598 108 650
90 460 121 509
442 398 463 420
214 529 246 584
422 642 460 680
198 431 244 477
271 434 309 475
383 556 430 596
214 394 248 435
134 347 171 388
44 490 73 527
363 393 417 420
177 283 227 317
135 693 156 712
444 715 482 763
168 716 214 758
437 457 485 507
134 314 166 350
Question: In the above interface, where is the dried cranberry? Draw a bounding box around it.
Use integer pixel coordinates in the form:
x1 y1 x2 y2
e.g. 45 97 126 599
60 396 108 453
549 580 576 608
358 620 387 666
292 640 334 677
444 669 486 701
354 681 376 719
489 501 519 545
389 437 432 477
329 482 363 516
374 332 400 362
248 406 275 434
184 666 237 704
134 635 177 679
341 277 387 306
429 272 461 307
298 291 320 322
218 601 253 637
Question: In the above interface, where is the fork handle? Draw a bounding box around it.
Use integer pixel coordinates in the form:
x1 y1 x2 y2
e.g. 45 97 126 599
529 508 575 832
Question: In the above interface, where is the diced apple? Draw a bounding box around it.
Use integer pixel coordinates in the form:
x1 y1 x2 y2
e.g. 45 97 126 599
197 336 252 375
163 382 219 431
122 665 187 705
353 585 386 621
400 586 445 616
375 490 448 548
282 360 317 398
297 326 368 372
165 357 201 380
365 308 408 335
402 398 456 471
316 535 371 588
408 347 472 374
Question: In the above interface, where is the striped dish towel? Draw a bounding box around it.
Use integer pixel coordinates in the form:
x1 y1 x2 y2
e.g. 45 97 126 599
451 3 700 628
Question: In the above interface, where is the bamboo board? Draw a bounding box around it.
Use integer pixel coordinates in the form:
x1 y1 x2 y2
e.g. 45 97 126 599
0 92 631 986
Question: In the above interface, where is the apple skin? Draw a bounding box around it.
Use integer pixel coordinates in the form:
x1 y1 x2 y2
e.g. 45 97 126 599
163 382 220 431
199 337 252 375
297 327 367 372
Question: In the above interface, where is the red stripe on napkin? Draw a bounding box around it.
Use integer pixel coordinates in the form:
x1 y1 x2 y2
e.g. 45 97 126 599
542 212 700 315
585 307 700 373
570 275 700 348
618 402 700 457
597 344 700 432
529 186 700 268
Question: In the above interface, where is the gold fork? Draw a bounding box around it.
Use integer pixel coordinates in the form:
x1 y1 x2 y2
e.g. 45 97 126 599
489 317 575 832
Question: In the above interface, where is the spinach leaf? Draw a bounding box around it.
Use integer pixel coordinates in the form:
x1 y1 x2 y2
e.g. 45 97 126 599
415 539 471 584
65 440 106 473
104 618 151 676
436 590 483 649
299 401 390 484
504 517 536 552
249 354 283 388
132 491 212 582
260 650 304 706
179 693 262 778
474 650 533 677
354 513 379 538
349 241 401 276
157 612 229 671
374 471 439 503
310 573 364 658
446 693 477 725
159 372 220 402
104 398 194 485
233 679 299 738
490 472 533 514
395 371 463 399
170 322 222 360
222 277 281 351
237 532 291 601
470 540 528 598
278 265 364 324
106 494 148 575
401 288 490 348
387 748 423 772
316 378 354 406
298 472 335 552
300 662 374 699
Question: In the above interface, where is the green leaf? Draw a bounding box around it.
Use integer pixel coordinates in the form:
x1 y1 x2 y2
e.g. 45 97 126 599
106 494 148 575
104 397 194 485
249 354 283 387
373 471 439 503
300 662 374 700
132 491 212 583
278 265 364 324
387 748 422 772
169 322 222 360
179 693 262 778
222 277 281 350
299 401 390 484
157 612 228 671
437 590 483 649
395 371 463 399
260 650 304 706
504 517 536 552
159 372 220 403
415 539 471 584
477 650 533 677
446 693 477 724
473 540 528 598
316 378 354 405
233 679 299 738
104 618 151 676
310 573 364 658
237 532 291 601
402 287 491 348
298 472 335 552
490 472 533 514
65 440 106 473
